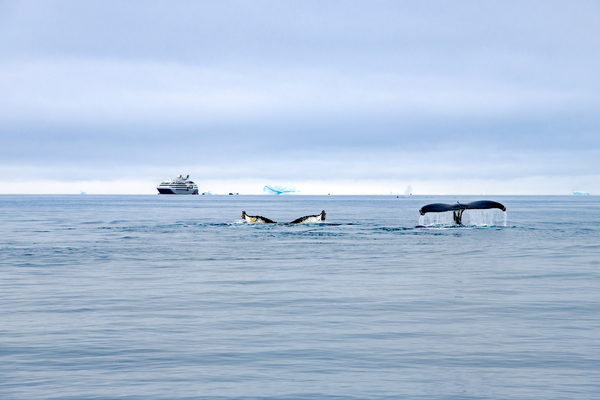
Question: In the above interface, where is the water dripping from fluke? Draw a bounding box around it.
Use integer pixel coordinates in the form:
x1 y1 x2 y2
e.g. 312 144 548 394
418 201 507 227
418 209 507 227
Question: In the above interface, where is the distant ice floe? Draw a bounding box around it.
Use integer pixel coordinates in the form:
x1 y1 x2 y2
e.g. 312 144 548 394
419 209 507 227
573 191 589 195
263 181 300 195
390 185 413 197
78 191 86 195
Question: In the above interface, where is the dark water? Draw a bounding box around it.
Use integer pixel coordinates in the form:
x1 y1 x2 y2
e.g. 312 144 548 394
1 195 599 399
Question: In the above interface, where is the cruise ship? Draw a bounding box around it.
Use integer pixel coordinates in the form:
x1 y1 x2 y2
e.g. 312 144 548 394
157 175 199 195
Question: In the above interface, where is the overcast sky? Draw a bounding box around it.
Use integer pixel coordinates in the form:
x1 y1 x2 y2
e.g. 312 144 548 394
1 0 599 194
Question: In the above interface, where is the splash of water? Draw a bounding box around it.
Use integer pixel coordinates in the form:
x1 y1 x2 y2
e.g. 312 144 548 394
419 209 507 227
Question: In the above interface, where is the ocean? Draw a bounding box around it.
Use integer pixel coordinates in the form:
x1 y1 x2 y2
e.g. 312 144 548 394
1 195 599 399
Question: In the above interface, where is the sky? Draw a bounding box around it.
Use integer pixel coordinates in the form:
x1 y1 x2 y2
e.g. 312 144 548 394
1 0 599 194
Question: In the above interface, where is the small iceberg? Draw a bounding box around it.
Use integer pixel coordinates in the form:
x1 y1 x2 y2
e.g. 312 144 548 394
263 181 300 195
78 191 86 195
573 191 589 195
391 185 413 197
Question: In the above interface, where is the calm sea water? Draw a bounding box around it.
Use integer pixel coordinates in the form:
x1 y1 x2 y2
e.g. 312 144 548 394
1 195 599 400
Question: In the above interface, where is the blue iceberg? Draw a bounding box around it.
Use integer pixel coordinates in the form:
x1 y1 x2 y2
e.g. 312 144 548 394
263 181 301 195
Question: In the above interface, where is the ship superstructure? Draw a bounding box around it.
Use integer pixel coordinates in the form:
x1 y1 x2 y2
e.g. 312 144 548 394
157 175 199 195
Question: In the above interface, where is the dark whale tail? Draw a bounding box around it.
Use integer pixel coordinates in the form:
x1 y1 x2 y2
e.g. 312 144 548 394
419 201 506 225
242 211 276 224
242 211 326 224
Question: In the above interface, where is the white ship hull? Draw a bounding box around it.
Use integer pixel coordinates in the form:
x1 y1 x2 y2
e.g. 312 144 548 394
157 187 199 194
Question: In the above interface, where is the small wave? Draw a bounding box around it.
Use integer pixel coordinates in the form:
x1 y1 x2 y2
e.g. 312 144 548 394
376 227 415 232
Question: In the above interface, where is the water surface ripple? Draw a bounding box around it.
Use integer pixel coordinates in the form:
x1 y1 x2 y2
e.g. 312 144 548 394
1 195 599 399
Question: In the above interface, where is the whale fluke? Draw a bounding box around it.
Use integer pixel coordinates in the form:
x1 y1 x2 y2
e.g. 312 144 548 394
419 201 506 225
289 210 326 224
241 211 326 224
242 211 276 224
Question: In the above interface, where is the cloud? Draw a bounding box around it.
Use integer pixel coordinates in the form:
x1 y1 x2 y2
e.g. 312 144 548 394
0 59 585 124
1 1 599 193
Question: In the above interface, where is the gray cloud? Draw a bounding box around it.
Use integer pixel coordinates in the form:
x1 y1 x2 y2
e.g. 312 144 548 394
1 1 599 192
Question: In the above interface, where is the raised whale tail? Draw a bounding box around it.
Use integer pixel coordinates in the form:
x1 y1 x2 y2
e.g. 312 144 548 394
242 211 326 224
242 211 276 224
289 210 326 224
419 201 506 225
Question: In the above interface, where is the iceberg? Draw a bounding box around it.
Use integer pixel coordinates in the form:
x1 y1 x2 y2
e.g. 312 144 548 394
573 191 589 195
263 181 301 195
